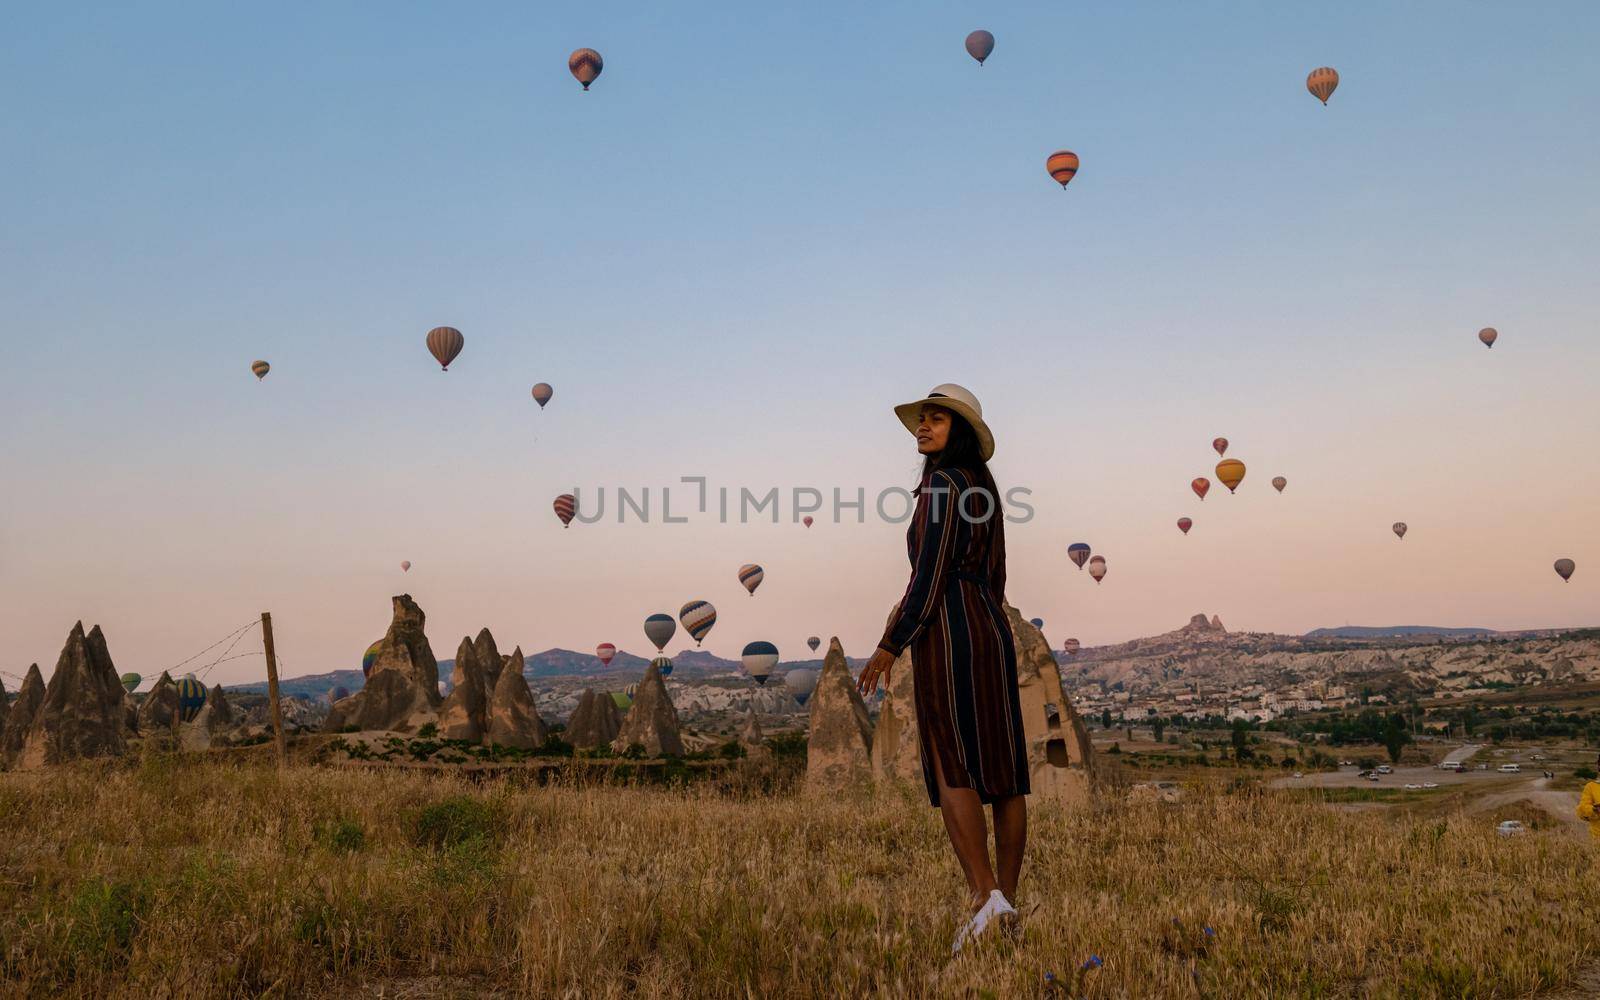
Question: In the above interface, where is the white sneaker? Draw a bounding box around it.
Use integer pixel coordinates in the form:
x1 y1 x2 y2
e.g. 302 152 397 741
953 891 1017 954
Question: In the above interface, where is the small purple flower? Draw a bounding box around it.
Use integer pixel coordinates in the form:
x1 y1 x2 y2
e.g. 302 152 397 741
1203 926 1216 937
1044 971 1055 982
1082 955 1103 970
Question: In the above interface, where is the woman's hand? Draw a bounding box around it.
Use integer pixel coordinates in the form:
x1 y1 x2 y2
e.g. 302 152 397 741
857 647 897 697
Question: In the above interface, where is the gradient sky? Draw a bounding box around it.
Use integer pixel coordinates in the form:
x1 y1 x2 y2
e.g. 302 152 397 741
3 2 1597 688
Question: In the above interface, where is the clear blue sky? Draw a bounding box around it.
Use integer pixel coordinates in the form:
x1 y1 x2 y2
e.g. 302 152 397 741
3 2 1597 685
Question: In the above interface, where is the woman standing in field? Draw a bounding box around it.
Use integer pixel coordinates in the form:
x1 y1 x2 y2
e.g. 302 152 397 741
1577 754 1600 842
856 384 1030 954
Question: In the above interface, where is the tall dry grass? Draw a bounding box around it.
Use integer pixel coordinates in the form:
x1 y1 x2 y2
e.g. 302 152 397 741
0 754 1596 998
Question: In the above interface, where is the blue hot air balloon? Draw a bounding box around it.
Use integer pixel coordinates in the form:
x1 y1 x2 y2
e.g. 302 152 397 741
1067 543 1091 570
176 675 207 723
679 601 717 646
1029 617 1044 629
651 654 674 680
740 641 779 686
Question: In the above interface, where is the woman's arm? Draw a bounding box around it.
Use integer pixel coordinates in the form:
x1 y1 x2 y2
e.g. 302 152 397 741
877 471 964 657
1579 783 1598 822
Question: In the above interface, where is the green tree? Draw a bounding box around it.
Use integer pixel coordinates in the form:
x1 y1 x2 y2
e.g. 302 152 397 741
1383 717 1409 764
1153 718 1166 743
1230 719 1251 760
1101 708 1113 729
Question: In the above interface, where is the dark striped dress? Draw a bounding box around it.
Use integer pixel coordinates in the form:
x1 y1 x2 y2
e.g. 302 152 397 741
877 466 1029 807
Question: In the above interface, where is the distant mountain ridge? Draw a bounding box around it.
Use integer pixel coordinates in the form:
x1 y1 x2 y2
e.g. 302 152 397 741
1305 625 1499 639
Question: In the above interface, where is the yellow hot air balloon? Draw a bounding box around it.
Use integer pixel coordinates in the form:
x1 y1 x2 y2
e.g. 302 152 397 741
1307 67 1339 105
1046 150 1079 189
1215 459 1246 493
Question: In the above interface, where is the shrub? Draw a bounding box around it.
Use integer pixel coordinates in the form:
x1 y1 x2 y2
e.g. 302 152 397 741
62 878 148 971
413 797 500 850
415 722 439 738
717 740 747 760
318 818 366 853
1576 767 1597 781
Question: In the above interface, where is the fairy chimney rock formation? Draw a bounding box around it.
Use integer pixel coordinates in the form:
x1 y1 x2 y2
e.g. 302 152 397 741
566 688 622 749
1210 615 1226 632
325 595 441 734
0 675 9 744
870 624 920 787
181 683 236 750
612 660 683 757
138 672 180 732
486 647 548 749
439 633 493 742
2 664 46 765
1009 607 1093 806
805 638 874 793
474 629 504 692
739 701 766 748
18 622 129 769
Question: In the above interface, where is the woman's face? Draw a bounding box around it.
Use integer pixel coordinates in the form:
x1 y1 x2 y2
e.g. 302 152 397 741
915 405 952 455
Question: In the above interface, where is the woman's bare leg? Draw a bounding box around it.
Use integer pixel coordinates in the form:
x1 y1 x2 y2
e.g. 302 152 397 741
991 795 1026 900
930 749 998 912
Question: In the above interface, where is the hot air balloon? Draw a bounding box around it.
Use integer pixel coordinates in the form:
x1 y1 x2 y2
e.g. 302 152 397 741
1046 150 1079 189
1392 522 1408 540
1212 437 1228 457
802 515 814 528
176 675 207 723
569 48 603 90
251 360 270 380
426 326 464 370
741 641 778 686
807 635 821 653
553 493 576 528
1554 558 1575 582
644 614 676 652
1063 638 1080 655
1306 66 1338 105
1215 459 1246 493
679 601 717 645
1088 556 1107 583
119 672 141 693
400 560 411 573
595 642 616 667
965 29 994 65
738 564 765 596
1272 476 1287 493
531 382 554 408
362 640 382 678
650 654 673 679
785 668 818 705
1029 617 1045 629
610 690 632 710
1479 327 1498 349
1068 543 1091 570
1192 478 1211 501
1177 517 1192 535
329 685 350 704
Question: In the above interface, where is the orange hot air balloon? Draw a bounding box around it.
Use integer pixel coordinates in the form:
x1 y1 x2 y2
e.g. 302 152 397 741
568 48 603 90
1046 150 1079 189
1307 66 1338 105
553 493 576 527
1212 437 1228 457
1215 459 1246 493
1271 476 1287 493
1177 517 1192 535
1191 477 1210 501
1479 327 1498 349
426 326 464 370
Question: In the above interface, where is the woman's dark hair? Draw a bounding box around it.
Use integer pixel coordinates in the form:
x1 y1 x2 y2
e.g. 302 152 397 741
920 408 1000 517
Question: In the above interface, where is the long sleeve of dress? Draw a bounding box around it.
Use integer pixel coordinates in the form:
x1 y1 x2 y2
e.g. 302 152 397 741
878 471 964 657
1579 782 1600 822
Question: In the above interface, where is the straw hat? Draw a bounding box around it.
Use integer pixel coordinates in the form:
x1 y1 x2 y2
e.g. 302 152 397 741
893 383 994 461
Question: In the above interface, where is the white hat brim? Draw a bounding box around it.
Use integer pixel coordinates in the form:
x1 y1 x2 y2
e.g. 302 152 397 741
893 397 995 461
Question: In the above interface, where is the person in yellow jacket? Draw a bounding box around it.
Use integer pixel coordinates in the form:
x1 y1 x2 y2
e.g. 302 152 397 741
1578 755 1600 842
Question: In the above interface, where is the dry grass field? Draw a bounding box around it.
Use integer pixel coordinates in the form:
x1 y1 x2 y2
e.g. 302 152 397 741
1 753 1597 998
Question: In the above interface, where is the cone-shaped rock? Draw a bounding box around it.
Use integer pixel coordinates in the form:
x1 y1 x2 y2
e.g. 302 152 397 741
739 701 765 747
326 595 441 734
1008 606 1092 805
612 660 683 757
19 622 129 768
486 647 547 749
870 606 920 785
566 688 622 749
438 634 490 741
182 683 235 750
805 638 873 792
473 629 504 692
0 675 9 744
2 664 46 766
138 671 180 732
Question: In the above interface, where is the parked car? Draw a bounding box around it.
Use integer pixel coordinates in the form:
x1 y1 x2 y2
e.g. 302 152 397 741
1497 820 1526 837
1439 761 1463 771
1365 773 1380 782
1377 765 1393 774
1292 772 1303 779
1404 783 1421 790
1423 782 1439 789
1498 764 1521 773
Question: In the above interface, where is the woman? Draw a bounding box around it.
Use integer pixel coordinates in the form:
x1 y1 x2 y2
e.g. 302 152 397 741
856 383 1031 954
1577 754 1600 842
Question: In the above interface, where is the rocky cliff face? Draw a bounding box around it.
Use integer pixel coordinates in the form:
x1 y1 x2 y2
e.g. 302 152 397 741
324 595 441 734
439 633 492 742
2 665 46 765
566 688 622 748
487 647 547 749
